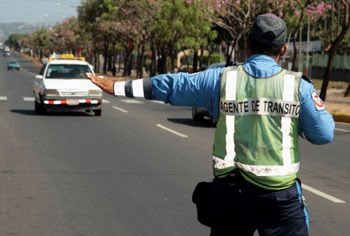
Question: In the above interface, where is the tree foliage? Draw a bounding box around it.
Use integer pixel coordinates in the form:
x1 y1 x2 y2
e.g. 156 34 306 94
8 0 350 96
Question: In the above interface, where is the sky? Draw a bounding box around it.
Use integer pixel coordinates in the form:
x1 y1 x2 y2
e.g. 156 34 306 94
0 0 82 25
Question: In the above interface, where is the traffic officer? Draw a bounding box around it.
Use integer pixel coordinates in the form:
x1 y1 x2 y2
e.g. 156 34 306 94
86 13 335 236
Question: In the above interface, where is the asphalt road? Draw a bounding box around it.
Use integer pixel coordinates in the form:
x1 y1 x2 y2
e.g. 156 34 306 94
0 53 349 236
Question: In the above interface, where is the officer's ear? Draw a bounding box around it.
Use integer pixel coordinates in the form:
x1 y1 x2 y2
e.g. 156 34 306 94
279 43 288 58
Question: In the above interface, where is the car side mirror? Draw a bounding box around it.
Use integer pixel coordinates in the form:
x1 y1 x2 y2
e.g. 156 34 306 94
35 75 43 80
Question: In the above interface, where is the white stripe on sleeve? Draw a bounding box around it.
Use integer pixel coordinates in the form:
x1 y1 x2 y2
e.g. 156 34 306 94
132 79 145 97
114 81 126 96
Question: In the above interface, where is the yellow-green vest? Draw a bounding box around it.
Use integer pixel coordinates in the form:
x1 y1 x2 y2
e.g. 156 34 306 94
212 65 302 190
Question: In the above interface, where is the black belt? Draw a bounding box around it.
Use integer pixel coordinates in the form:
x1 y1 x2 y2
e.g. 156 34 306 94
214 170 297 195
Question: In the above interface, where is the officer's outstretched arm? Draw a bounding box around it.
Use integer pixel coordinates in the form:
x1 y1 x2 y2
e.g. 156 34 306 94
86 69 222 111
86 73 152 99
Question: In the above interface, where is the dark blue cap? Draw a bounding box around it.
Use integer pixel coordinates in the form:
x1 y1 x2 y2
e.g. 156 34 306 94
250 13 287 47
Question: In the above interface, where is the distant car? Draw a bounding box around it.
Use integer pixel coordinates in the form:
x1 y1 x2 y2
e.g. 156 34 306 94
7 61 20 70
191 62 227 126
33 54 103 116
3 51 10 57
191 62 241 126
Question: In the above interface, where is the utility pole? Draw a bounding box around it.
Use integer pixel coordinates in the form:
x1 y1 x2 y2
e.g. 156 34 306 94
305 16 310 76
298 27 302 71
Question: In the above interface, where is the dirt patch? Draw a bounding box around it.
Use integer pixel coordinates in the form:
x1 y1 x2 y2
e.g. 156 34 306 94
322 89 350 113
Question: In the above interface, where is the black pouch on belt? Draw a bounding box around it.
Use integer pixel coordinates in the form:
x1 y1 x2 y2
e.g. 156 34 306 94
192 181 213 227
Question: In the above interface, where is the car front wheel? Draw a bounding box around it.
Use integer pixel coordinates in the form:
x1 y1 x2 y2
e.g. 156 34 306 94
192 107 204 122
94 109 102 116
34 100 46 114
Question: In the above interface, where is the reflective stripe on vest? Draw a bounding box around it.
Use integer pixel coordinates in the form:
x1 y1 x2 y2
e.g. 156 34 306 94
212 66 301 188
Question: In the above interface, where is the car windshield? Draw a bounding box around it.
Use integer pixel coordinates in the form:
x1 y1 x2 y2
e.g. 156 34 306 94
45 64 92 79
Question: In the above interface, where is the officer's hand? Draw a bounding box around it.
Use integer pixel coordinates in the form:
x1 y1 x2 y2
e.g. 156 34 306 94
85 73 98 83
86 73 114 95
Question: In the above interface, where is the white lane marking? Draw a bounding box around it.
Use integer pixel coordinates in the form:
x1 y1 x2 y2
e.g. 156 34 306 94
120 99 143 104
112 106 128 113
335 128 350 133
0 96 7 101
156 124 188 138
23 97 35 102
152 100 166 104
103 99 111 104
303 184 346 203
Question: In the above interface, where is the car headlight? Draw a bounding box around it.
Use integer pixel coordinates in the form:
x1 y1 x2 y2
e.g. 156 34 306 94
88 89 102 96
44 89 60 96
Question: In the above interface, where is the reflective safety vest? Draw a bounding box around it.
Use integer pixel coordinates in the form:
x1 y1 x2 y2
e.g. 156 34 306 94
212 65 302 190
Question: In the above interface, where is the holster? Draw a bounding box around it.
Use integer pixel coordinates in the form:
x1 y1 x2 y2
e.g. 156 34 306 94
192 181 213 227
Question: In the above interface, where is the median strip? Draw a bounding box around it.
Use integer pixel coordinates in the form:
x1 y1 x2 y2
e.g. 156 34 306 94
303 184 346 203
156 124 188 138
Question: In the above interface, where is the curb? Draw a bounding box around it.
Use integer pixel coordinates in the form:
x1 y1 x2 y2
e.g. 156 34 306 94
331 112 350 123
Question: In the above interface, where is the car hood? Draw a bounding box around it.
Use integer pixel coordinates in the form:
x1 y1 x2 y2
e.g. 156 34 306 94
44 79 101 91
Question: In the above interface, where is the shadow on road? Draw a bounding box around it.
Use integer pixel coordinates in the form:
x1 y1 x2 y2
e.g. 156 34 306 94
167 118 215 128
10 109 96 117
10 109 38 116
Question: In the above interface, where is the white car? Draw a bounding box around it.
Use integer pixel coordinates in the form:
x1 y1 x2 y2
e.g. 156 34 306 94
33 55 103 116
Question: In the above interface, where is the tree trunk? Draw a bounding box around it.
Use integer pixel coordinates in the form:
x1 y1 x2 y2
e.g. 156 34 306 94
108 53 113 72
169 46 176 73
291 34 298 71
181 49 190 72
123 46 132 77
136 41 145 78
103 39 108 74
117 52 122 73
157 46 167 75
320 2 350 101
136 43 141 78
193 50 198 73
150 44 157 77
111 46 116 77
207 49 212 68
94 51 99 73
344 84 350 97
199 46 204 71
291 1 310 71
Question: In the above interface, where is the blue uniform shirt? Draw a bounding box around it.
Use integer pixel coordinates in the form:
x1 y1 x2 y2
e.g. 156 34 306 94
151 54 335 144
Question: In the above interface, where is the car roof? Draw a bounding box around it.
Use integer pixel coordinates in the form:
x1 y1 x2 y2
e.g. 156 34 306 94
48 59 89 65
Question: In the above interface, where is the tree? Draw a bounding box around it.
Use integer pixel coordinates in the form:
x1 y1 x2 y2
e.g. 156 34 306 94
148 0 216 74
201 0 297 63
320 0 350 101
78 0 114 73
50 17 82 54
5 34 25 51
